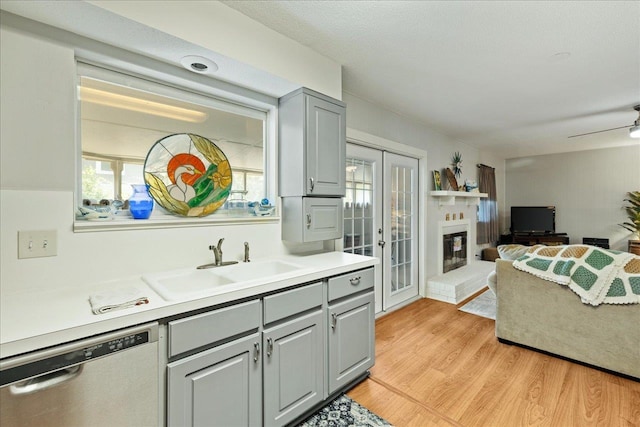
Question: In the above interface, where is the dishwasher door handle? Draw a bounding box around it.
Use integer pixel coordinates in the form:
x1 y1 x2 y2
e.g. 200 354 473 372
9 365 83 396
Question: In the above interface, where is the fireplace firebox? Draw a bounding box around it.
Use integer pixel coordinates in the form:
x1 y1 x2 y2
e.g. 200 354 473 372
443 231 467 273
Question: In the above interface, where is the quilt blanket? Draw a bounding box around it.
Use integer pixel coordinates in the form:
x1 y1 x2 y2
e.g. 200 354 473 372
512 245 640 306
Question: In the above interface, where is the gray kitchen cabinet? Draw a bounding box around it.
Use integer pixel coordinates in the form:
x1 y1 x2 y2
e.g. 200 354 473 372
164 268 373 427
279 87 346 197
281 197 343 242
167 332 262 427
263 310 325 427
327 269 376 393
166 300 261 427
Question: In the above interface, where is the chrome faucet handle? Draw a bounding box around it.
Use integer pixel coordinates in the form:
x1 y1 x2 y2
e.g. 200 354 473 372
243 242 250 263
209 239 224 265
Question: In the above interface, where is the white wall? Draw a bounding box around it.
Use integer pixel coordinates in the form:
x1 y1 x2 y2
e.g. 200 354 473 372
0 20 322 298
87 0 342 100
343 93 506 279
505 146 640 251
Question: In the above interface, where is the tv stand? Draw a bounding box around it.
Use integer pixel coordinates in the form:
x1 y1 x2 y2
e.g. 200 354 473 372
509 233 569 246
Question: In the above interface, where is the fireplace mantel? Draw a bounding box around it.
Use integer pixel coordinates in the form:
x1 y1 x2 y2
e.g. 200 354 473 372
430 190 487 207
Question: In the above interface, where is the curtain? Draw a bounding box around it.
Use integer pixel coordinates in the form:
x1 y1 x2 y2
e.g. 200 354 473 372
477 164 498 245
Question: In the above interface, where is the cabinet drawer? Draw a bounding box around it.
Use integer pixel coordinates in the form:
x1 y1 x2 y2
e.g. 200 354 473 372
263 282 323 325
328 267 374 302
168 300 260 357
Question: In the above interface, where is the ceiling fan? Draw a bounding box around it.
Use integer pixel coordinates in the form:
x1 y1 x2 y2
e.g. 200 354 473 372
568 104 640 139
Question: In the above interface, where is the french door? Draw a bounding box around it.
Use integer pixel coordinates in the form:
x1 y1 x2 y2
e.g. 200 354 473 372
343 145 383 312
382 152 419 309
343 144 419 312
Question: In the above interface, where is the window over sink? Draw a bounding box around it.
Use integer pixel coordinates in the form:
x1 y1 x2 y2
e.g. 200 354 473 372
76 63 274 229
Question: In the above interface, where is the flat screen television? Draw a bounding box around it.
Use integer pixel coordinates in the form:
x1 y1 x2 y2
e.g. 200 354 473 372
510 206 556 234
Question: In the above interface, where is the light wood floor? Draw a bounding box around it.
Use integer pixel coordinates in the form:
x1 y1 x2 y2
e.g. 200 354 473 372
347 297 640 427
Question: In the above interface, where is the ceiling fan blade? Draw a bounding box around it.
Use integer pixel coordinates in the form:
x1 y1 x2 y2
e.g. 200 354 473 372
568 125 631 138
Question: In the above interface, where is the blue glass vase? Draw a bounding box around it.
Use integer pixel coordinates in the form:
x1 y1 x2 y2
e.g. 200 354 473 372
129 184 154 219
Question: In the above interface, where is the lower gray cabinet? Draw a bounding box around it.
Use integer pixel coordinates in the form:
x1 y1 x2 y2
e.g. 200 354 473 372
328 291 375 393
164 269 374 426
167 332 262 427
263 310 325 427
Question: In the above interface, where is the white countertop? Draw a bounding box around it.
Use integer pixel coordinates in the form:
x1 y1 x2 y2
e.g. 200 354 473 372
0 252 378 359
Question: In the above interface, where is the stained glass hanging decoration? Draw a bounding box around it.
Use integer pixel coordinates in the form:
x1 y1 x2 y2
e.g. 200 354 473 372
143 133 232 217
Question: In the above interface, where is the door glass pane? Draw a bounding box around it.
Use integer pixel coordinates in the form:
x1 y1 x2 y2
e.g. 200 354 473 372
398 264 406 290
344 158 375 257
389 164 414 296
391 264 398 292
363 218 373 247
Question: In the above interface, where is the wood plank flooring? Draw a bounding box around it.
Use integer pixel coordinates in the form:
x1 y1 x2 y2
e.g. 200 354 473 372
347 298 640 427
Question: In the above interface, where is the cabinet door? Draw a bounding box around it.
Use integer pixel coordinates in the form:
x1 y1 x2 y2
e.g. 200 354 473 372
263 310 325 427
281 197 343 242
328 292 375 393
305 95 346 196
167 333 261 427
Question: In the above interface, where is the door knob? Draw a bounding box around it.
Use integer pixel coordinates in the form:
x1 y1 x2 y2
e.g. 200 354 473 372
378 240 386 247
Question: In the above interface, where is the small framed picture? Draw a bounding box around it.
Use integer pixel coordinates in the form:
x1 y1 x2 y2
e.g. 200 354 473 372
433 170 442 190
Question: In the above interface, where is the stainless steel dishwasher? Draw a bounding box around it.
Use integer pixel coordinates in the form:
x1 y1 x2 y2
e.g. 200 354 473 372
0 322 159 427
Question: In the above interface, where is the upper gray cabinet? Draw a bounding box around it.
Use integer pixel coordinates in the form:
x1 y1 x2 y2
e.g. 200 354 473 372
279 88 346 197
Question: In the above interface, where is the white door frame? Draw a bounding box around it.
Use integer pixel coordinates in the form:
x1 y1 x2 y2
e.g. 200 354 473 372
346 128 428 306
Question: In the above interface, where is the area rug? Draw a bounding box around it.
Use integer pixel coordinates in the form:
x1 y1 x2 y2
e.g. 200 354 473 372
298 394 392 427
458 289 496 320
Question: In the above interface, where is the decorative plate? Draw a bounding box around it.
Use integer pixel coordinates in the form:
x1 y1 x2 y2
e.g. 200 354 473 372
143 133 232 217
445 168 459 191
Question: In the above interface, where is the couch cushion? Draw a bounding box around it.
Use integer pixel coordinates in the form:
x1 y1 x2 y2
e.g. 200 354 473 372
497 244 530 260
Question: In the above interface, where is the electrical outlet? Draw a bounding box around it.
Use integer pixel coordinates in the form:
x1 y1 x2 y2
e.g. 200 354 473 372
18 230 58 259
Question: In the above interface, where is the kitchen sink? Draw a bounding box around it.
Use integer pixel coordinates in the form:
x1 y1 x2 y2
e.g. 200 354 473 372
217 260 302 283
143 260 305 301
142 269 236 301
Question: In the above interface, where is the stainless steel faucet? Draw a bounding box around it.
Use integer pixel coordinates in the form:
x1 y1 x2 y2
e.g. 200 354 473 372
210 238 224 266
243 242 250 263
197 238 239 269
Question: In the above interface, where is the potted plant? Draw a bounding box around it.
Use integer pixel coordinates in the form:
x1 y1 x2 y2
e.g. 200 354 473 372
620 190 640 255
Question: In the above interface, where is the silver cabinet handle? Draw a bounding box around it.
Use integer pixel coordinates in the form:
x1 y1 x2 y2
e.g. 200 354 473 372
349 276 361 285
309 177 315 192
378 240 386 247
253 342 260 363
331 313 337 330
266 337 273 357
9 365 82 396
306 213 312 229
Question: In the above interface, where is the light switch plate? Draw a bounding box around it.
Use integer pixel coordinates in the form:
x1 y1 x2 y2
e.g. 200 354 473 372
18 230 58 259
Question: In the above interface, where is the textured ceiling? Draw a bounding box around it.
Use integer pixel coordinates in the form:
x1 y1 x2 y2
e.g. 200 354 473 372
2 1 639 158
223 1 640 158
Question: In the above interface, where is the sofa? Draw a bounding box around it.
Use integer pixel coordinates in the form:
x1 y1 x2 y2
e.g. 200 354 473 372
495 259 640 379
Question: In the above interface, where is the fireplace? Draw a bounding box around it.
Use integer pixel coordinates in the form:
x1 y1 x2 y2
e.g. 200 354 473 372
437 219 471 275
429 218 491 304
443 231 467 273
